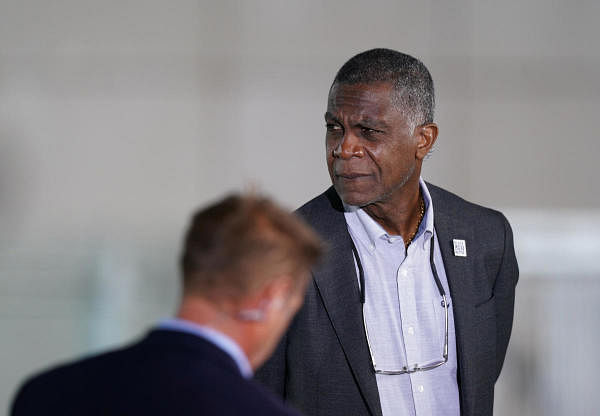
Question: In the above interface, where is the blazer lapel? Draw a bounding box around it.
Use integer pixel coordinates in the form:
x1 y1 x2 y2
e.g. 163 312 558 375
433 205 482 416
308 189 382 416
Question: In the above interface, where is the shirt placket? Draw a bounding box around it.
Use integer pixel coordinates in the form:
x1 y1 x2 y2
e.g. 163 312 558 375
397 244 433 416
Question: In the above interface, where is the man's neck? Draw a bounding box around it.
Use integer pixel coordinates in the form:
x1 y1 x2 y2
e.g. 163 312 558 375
176 296 255 368
362 180 422 241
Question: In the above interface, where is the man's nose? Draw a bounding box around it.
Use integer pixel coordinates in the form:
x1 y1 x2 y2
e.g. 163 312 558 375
333 132 364 159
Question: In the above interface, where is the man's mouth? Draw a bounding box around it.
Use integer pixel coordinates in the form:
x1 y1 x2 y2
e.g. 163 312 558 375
335 172 370 179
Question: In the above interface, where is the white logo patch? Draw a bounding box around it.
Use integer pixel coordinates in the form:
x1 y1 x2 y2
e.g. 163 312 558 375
453 239 467 257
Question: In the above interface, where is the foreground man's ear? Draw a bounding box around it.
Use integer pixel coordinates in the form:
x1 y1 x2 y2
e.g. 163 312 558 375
237 276 293 321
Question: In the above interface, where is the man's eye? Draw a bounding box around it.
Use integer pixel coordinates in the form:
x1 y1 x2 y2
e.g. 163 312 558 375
326 123 342 131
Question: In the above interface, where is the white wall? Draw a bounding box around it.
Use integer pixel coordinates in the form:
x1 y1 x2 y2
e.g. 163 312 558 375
1 1 598 414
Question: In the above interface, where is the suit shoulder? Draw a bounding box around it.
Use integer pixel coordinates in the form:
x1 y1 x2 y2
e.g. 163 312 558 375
296 187 343 221
294 188 353 246
11 356 91 414
297 188 334 214
11 340 142 414
427 182 510 228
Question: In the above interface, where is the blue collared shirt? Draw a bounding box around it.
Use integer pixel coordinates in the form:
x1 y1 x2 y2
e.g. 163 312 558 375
157 318 253 379
344 178 460 416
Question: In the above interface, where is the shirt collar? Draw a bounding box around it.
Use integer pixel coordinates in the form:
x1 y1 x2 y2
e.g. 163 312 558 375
157 318 253 379
419 177 435 247
344 177 435 250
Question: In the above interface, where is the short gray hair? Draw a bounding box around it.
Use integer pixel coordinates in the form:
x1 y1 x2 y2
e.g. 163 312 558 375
331 48 435 131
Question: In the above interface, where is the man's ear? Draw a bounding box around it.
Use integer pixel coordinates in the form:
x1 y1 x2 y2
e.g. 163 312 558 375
416 123 438 160
237 277 293 321
258 277 294 311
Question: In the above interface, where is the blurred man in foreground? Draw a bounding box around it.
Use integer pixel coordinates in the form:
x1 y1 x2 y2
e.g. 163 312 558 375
12 194 323 415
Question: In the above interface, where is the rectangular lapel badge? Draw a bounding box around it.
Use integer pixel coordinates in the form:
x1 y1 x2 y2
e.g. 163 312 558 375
453 239 467 257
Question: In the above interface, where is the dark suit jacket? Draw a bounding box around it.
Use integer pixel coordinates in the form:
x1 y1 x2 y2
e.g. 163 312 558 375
11 329 301 416
256 184 519 416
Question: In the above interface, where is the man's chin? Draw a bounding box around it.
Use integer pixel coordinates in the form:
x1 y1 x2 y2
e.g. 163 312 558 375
335 187 373 208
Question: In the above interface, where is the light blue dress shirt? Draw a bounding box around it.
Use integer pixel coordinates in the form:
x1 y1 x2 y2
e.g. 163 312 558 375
344 178 460 416
158 318 253 379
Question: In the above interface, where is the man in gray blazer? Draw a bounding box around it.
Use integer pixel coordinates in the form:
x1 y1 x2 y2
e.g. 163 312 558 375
256 49 518 416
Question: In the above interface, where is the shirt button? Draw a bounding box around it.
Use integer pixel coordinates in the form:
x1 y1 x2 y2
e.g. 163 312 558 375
407 326 415 335
399 269 408 278
417 385 424 393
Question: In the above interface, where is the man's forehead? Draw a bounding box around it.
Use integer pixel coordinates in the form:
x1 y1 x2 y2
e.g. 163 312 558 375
329 81 394 96
324 110 386 127
326 82 397 119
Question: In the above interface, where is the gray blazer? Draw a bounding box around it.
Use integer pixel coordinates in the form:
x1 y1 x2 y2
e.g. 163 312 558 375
256 184 518 416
